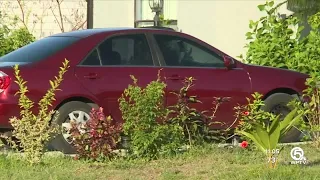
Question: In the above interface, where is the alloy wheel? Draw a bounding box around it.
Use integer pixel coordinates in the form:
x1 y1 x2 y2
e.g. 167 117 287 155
61 110 90 144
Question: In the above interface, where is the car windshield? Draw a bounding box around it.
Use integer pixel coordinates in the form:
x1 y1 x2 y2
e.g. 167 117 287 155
0 36 80 63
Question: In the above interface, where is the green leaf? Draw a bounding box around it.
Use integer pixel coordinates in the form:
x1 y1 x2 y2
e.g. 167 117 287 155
281 113 303 136
268 123 280 150
279 108 297 131
255 124 269 149
238 131 266 153
268 1 274 7
298 25 305 33
269 116 281 134
249 20 255 29
258 4 265 11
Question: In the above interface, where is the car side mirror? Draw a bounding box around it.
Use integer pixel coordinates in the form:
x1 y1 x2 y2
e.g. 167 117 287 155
223 56 235 69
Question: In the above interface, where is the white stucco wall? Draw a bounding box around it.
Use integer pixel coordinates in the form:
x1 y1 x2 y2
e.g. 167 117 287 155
93 0 135 28
177 0 293 59
92 0 295 59
0 0 87 39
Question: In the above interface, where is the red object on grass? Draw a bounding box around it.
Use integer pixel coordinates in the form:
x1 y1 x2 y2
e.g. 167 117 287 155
240 141 248 148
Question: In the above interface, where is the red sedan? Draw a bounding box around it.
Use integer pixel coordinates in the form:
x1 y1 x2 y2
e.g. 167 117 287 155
0 27 308 153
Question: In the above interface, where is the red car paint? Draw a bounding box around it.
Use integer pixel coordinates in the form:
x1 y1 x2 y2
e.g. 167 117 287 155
0 28 308 130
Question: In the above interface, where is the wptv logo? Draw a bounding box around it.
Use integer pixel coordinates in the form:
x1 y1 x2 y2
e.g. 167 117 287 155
290 147 308 165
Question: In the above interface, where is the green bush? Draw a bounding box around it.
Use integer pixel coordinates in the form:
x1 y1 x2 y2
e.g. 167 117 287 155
239 1 299 69
235 93 276 134
240 0 320 149
293 72 320 148
0 11 35 57
297 11 320 73
118 71 232 160
6 59 69 165
118 72 185 160
240 0 320 74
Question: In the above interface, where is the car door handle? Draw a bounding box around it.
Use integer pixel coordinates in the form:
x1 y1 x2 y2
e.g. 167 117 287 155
167 75 183 80
84 73 99 79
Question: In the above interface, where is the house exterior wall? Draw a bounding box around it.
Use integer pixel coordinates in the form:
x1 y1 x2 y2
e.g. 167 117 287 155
93 0 135 28
0 0 87 39
176 0 294 58
92 0 294 59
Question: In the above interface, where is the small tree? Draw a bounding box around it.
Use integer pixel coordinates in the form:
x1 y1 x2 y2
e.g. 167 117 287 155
7 59 69 165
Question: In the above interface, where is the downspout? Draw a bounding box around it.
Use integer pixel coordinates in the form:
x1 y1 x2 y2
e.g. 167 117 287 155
87 0 93 29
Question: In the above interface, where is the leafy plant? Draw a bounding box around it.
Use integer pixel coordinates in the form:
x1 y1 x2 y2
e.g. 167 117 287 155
119 72 234 159
295 11 320 74
235 93 277 135
240 0 320 74
237 108 303 168
119 71 184 160
6 59 69 165
167 77 208 146
169 77 231 146
206 97 235 143
239 1 300 69
0 10 35 57
243 1 320 147
294 72 320 148
69 107 122 161
2 27 35 55
289 12 320 148
234 92 305 168
240 0 320 150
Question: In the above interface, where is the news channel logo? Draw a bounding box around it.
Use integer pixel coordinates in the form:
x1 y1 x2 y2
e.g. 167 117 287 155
290 147 308 165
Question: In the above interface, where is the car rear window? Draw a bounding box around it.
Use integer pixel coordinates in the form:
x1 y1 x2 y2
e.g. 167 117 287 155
0 36 80 63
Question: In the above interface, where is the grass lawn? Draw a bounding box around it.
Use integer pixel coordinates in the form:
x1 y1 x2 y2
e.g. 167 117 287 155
0 144 319 180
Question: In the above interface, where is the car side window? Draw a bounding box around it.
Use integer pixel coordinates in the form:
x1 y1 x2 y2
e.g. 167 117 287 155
96 34 154 66
82 48 101 65
154 34 224 68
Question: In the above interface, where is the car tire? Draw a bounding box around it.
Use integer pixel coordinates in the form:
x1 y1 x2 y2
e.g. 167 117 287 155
49 101 92 154
261 93 302 143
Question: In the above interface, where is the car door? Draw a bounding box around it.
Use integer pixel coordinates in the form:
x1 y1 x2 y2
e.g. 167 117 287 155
151 33 252 129
75 33 161 124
